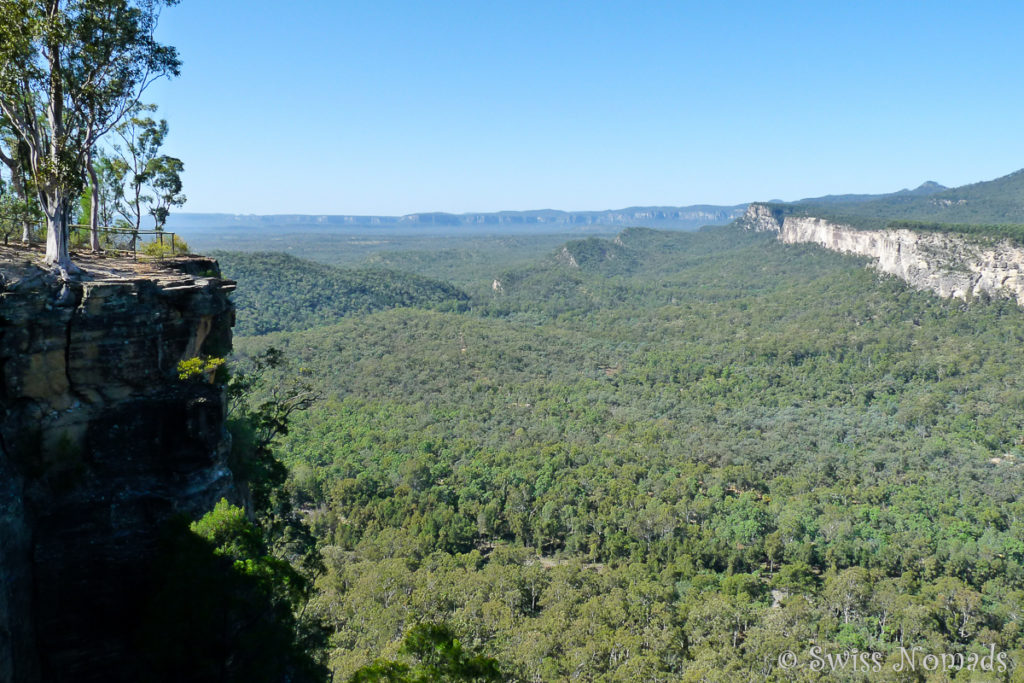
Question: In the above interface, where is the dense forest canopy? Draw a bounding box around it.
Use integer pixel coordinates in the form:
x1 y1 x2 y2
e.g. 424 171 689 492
214 251 470 336
217 225 1024 681
6 4 1024 681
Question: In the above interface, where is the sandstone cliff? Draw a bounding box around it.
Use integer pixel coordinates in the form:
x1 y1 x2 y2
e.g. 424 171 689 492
0 249 235 683
740 204 1024 304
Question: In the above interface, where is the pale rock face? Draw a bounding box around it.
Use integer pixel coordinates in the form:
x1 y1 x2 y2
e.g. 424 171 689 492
556 246 580 268
741 204 1024 305
741 203 787 233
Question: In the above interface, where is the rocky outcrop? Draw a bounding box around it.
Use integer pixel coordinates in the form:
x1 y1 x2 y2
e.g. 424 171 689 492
0 249 235 682
741 204 1024 305
741 203 789 233
554 237 635 272
556 246 580 268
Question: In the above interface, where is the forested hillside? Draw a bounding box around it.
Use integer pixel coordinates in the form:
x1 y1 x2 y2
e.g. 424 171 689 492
3 2 1019 680
231 227 1024 680
214 251 469 335
768 167 1024 232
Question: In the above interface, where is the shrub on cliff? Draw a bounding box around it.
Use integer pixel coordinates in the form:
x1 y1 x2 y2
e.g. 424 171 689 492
137 500 327 682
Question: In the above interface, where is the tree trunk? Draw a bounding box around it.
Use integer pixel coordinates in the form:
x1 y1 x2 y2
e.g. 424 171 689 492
129 183 142 252
87 150 101 251
0 147 33 244
43 194 76 272
42 11 75 273
12 171 33 244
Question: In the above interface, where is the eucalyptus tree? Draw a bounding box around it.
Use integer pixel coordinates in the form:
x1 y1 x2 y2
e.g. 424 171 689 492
0 124 37 243
110 113 164 236
91 152 119 228
147 154 185 231
109 112 184 239
81 146 120 251
0 0 181 272
0 170 14 244
85 146 101 250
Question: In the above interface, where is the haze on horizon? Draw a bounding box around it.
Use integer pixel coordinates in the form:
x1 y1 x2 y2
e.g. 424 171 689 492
148 1 1024 216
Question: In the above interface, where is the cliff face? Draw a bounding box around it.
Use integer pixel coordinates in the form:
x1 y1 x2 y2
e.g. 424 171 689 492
0 249 235 682
741 204 1024 304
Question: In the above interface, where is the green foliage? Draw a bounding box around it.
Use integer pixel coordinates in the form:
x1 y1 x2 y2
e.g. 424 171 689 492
759 202 890 231
137 503 326 683
0 193 40 243
189 232 578 285
226 347 323 578
176 355 225 382
140 233 189 257
91 152 121 227
147 154 186 229
557 236 636 273
191 498 265 561
0 127 40 242
137 347 330 681
766 167 1024 229
0 0 182 265
228 226 1024 678
191 499 308 605
216 251 471 336
886 219 1024 245
349 624 504 682
761 206 1024 244
109 112 187 231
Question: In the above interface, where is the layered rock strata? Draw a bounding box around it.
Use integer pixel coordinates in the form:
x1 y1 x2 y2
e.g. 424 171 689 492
0 249 235 682
742 203 1024 304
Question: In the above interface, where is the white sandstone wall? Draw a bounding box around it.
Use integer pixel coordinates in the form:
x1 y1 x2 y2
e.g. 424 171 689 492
742 205 1024 305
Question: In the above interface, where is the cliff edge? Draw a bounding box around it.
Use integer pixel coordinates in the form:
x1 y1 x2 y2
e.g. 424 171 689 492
740 204 1024 304
0 247 235 682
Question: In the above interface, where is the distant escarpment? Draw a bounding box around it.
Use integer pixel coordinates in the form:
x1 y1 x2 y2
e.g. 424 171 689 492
741 203 1024 304
169 204 748 234
0 250 235 682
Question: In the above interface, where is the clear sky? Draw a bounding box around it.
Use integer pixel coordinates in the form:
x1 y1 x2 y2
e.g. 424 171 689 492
146 1 1024 215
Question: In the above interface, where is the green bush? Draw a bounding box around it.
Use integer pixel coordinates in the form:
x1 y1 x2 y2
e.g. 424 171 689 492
141 233 190 257
177 356 226 382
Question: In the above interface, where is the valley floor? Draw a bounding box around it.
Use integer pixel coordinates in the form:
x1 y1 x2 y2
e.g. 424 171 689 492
224 227 1024 681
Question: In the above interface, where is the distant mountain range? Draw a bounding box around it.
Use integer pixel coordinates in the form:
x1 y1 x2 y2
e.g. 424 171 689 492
166 168 1024 237
165 205 748 234
791 180 948 206
768 169 1024 226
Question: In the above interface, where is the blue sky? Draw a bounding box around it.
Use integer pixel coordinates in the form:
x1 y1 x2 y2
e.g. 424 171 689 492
147 1 1024 215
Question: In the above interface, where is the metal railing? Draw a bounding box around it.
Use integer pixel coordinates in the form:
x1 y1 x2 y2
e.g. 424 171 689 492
0 214 181 259
69 224 181 260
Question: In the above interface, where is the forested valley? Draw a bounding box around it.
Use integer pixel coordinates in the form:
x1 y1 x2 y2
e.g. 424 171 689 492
3 4 1021 681
219 225 1024 681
